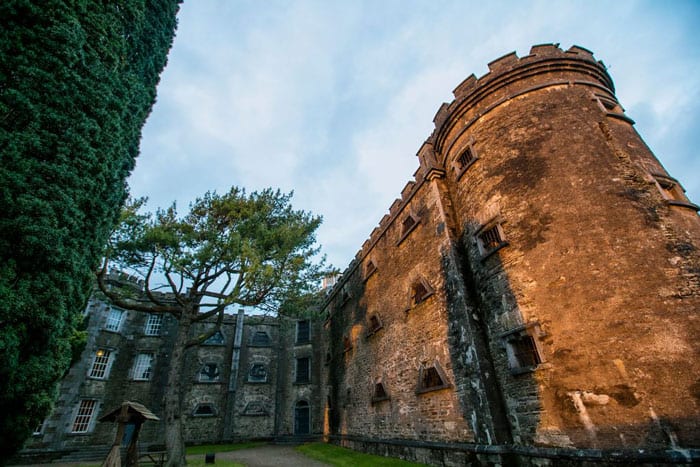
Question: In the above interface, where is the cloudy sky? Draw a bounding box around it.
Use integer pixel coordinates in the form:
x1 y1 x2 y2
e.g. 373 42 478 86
129 0 700 271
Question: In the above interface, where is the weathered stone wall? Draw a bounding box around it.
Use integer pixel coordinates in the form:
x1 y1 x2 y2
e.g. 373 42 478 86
320 44 700 463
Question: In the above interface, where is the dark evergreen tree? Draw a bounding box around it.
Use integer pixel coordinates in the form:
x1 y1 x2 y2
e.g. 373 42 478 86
0 1 180 458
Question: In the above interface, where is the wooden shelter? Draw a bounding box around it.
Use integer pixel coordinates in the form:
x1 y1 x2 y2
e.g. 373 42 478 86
99 401 160 467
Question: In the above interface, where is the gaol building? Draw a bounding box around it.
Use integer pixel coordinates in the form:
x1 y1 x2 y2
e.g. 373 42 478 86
22 45 700 465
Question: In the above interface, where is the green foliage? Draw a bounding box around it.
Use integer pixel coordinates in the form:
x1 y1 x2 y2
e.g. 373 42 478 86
296 443 428 466
0 0 180 459
104 188 325 315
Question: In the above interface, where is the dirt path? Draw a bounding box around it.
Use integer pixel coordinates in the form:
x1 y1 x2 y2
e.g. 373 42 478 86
214 445 330 467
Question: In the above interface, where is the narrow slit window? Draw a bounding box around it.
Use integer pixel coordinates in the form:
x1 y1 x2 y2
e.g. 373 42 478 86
410 279 433 307
416 362 451 394
477 223 508 257
457 147 475 169
502 323 545 375
343 336 352 353
365 260 377 279
372 381 390 403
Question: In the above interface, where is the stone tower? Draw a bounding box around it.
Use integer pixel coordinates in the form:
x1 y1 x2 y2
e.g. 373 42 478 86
320 44 700 464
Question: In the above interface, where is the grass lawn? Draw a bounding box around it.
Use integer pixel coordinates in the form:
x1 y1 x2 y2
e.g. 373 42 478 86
296 442 428 466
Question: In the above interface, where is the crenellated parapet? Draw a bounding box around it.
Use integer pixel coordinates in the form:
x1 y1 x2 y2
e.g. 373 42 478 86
430 43 614 162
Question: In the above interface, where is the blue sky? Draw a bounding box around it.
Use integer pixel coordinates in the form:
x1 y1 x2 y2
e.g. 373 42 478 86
130 0 700 271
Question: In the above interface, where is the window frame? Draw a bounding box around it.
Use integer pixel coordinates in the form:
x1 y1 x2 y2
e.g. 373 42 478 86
192 403 217 417
475 222 509 259
454 142 479 181
198 362 222 383
71 399 98 434
104 307 125 332
247 363 269 383
131 352 154 381
88 348 114 380
295 356 311 384
397 213 420 245
296 320 311 344
144 313 164 336
651 172 699 211
500 322 546 375
415 361 451 395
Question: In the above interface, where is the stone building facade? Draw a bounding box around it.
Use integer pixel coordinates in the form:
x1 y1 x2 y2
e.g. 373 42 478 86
21 44 700 465
24 284 323 461
319 44 700 465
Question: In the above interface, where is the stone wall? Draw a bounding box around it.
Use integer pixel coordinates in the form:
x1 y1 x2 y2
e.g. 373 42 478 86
320 44 700 463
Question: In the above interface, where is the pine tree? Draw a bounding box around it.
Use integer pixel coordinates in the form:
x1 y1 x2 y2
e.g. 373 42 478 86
0 1 180 458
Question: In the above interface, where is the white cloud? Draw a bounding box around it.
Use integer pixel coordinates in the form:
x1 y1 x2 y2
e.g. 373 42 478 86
131 0 700 270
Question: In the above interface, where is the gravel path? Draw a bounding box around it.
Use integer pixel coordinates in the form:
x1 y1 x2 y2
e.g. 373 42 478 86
213 445 330 467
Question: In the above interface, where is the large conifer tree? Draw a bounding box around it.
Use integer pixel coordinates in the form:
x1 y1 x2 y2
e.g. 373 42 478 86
0 1 180 458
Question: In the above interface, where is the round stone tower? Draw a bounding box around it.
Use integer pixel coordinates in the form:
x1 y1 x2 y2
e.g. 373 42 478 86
428 43 700 450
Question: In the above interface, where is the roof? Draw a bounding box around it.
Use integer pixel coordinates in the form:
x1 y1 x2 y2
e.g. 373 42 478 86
98 401 160 423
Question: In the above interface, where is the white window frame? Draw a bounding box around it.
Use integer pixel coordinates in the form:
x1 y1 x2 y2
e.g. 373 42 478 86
104 307 125 332
88 348 113 379
144 313 164 336
71 399 98 433
131 353 154 381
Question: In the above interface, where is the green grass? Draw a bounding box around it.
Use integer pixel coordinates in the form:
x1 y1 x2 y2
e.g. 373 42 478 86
296 442 428 466
185 441 265 455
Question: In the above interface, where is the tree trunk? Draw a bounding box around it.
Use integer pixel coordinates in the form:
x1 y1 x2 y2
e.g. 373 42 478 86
164 313 191 467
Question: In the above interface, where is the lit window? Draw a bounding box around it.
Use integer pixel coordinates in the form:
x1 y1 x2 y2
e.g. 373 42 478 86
144 314 163 336
104 308 124 332
71 400 97 433
502 323 545 375
476 223 508 257
193 403 217 417
131 353 154 381
248 363 268 383
295 357 310 383
88 349 112 379
416 362 451 394
198 363 221 383
296 320 310 344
